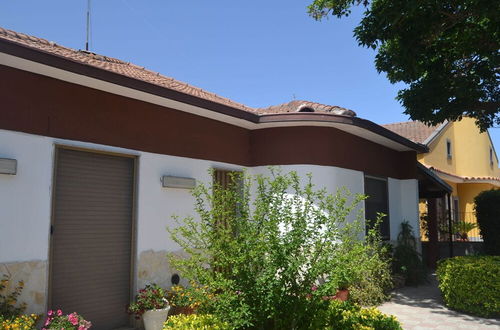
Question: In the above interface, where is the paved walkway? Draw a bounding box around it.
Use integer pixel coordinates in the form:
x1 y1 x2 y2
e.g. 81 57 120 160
378 275 500 329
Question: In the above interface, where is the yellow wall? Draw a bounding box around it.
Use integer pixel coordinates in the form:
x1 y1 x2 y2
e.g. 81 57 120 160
418 123 457 174
453 118 499 177
456 183 496 216
419 118 499 178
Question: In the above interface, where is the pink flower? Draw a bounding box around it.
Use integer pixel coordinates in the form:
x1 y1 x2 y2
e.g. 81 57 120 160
47 310 53 316
311 285 318 291
57 309 63 316
68 312 79 326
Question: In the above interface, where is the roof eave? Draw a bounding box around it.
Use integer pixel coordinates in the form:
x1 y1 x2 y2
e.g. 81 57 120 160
0 37 425 154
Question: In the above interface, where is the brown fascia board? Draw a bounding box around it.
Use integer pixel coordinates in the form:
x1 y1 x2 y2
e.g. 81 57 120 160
259 113 429 153
0 38 427 154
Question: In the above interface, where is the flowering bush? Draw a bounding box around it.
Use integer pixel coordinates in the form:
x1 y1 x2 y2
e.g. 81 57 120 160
1 274 27 319
42 310 91 330
168 282 213 311
128 284 169 319
0 314 39 330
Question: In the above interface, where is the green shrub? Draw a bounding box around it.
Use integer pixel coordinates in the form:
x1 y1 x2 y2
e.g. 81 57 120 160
314 300 402 329
168 169 391 329
437 256 500 317
163 314 229 329
474 189 500 255
1 274 27 319
347 242 393 306
392 222 426 285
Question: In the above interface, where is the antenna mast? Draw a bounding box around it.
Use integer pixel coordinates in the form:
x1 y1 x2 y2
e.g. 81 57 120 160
85 0 91 51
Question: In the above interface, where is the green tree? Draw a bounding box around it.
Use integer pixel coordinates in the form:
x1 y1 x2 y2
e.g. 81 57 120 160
308 0 500 131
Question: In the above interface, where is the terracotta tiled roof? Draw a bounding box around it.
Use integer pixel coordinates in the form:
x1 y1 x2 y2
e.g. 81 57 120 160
382 121 441 144
428 166 500 182
0 27 256 113
256 100 357 116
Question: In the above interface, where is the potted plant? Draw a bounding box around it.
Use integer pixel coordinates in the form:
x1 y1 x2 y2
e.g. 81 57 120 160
128 284 170 330
333 270 351 301
42 310 92 329
452 221 478 241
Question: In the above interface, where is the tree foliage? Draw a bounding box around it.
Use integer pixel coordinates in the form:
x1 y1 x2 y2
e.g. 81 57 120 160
308 0 500 131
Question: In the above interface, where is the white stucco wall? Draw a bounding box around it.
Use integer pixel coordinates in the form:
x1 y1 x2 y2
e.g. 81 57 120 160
0 128 420 312
388 178 420 243
0 130 54 262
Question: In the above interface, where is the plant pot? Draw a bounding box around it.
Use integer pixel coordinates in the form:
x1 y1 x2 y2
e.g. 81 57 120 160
142 307 170 330
333 289 349 301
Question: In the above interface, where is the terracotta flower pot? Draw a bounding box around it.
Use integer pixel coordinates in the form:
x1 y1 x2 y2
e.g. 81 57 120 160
333 289 349 301
142 307 170 330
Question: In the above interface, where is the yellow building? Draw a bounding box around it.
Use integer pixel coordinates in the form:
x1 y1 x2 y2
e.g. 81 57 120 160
383 118 500 239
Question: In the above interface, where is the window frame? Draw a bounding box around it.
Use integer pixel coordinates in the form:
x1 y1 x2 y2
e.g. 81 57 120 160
446 139 452 159
364 175 390 240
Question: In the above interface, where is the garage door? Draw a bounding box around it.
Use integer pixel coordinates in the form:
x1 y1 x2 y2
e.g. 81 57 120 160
49 148 135 330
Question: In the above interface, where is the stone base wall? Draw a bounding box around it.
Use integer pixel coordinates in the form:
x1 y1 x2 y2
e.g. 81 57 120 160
137 250 188 291
0 260 47 315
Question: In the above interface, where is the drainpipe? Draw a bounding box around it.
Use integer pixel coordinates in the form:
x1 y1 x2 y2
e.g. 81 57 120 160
447 193 453 258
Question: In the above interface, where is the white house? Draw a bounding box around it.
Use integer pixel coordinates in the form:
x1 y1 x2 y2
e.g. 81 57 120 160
0 27 426 329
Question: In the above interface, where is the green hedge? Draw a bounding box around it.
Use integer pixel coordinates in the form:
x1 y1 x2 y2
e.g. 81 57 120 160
437 256 500 317
474 189 500 255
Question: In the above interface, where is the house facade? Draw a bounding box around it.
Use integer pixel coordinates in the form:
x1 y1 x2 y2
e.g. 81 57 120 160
1 28 423 329
384 119 500 241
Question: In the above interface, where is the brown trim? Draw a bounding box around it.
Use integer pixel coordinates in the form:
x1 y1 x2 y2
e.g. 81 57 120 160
259 113 428 153
0 38 427 153
129 155 138 327
0 64 417 179
46 145 60 312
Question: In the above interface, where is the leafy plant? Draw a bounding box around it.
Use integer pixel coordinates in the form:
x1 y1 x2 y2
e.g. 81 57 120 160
168 169 391 329
168 282 213 313
0 313 39 330
313 300 402 329
128 284 169 319
0 274 27 319
474 189 500 255
392 222 426 285
437 256 500 317
452 221 478 241
42 310 91 330
163 314 230 330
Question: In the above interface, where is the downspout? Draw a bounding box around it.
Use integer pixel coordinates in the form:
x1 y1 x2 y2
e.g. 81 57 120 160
447 193 453 258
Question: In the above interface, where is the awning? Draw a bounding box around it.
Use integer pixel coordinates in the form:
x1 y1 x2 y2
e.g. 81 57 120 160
417 163 452 198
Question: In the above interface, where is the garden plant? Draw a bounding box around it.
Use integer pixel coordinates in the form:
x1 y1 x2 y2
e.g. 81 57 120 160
437 255 500 317
168 169 395 329
474 189 500 255
0 274 39 330
392 221 426 285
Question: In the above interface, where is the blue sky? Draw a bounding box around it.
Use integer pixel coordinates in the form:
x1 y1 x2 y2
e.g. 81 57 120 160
1 0 498 147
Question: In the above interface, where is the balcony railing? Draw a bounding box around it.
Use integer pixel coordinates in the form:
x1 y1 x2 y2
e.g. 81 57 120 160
420 211 483 242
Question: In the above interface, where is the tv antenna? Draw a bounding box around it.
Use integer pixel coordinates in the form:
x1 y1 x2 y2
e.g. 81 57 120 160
85 0 91 51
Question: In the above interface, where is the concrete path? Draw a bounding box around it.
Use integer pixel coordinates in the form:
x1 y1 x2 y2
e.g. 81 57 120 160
378 275 500 329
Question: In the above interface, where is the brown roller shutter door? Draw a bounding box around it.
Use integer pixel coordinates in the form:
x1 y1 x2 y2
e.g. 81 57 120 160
49 148 135 330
